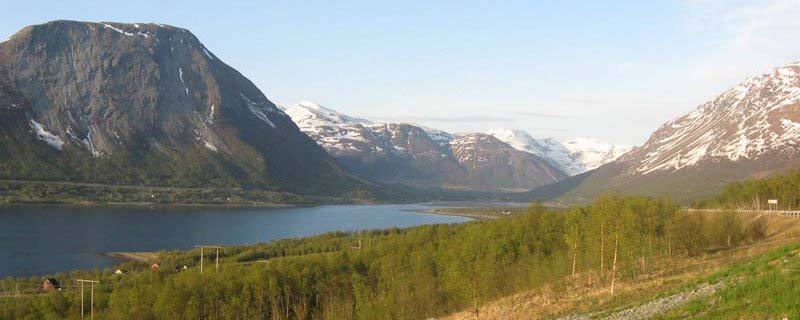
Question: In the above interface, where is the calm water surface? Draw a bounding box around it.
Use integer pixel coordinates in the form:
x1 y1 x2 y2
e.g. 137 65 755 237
0 204 469 277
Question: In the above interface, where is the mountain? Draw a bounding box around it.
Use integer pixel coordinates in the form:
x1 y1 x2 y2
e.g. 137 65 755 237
562 137 633 172
286 102 566 191
554 61 800 202
0 20 364 195
487 129 632 175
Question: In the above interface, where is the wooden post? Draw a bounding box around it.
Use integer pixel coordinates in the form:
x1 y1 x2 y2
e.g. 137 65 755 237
195 245 224 275
80 282 84 319
77 279 99 320
90 282 94 320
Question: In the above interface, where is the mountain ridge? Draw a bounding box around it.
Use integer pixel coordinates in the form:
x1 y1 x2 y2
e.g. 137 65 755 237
286 102 567 191
551 61 800 202
0 20 366 196
487 128 632 175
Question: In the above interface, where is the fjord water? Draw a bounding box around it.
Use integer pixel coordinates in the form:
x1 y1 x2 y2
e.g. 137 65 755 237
0 204 469 277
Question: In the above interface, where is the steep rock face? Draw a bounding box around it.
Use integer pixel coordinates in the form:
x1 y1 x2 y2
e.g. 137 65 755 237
0 20 362 195
286 102 566 191
560 62 800 201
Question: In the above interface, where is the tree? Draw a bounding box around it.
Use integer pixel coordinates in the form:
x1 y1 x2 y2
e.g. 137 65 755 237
564 208 586 279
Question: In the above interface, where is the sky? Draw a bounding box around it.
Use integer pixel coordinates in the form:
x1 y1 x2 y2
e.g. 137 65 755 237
3 0 800 145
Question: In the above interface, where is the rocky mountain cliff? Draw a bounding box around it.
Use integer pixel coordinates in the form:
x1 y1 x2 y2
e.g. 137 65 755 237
286 102 566 191
487 129 632 175
0 20 363 195
554 61 800 202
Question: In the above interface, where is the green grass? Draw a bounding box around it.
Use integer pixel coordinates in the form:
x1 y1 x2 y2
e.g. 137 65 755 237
658 242 800 319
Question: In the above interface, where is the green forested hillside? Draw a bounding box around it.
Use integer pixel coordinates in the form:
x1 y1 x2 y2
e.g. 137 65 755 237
702 170 800 210
0 196 765 320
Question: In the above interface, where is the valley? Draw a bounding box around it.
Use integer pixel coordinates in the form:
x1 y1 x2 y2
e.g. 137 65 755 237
2 176 798 319
2 7 800 319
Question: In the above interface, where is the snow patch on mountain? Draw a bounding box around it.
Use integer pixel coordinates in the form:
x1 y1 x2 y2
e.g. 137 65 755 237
632 62 800 175
204 140 217 152
287 101 372 130
241 93 277 128
451 133 489 163
488 129 631 175
286 102 633 177
286 101 568 189
418 125 453 147
285 101 381 154
564 137 633 172
102 23 135 37
29 119 64 150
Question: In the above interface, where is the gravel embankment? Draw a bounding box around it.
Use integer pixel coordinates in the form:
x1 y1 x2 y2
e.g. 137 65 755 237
557 281 724 320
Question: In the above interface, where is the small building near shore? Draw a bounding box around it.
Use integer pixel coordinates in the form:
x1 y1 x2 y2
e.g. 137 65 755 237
114 269 124 275
42 278 60 291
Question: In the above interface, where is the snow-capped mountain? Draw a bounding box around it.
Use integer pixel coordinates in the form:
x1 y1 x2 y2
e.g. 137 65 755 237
487 129 632 175
549 61 800 201
286 102 566 191
626 62 800 175
563 138 633 172
285 101 382 155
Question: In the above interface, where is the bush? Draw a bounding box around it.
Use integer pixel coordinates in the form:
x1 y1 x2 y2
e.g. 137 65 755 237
707 211 744 248
747 217 769 242
671 213 707 256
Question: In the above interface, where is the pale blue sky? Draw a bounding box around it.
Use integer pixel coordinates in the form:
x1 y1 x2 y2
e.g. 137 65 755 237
3 0 800 144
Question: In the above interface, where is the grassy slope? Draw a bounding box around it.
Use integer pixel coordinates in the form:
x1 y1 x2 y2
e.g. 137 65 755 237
659 242 800 319
443 214 800 319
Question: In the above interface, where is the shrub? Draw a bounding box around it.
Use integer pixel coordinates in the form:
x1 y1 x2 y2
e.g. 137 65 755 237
706 211 744 248
747 217 769 242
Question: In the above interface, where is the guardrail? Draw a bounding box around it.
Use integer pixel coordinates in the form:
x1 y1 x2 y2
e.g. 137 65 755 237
684 208 800 218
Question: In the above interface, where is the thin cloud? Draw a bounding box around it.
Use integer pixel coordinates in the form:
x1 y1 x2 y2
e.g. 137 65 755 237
371 115 516 123
528 127 571 132
678 0 800 86
562 97 604 105
514 111 576 119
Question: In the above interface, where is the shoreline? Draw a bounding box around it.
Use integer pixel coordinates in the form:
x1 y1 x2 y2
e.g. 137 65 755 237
0 201 304 209
418 208 500 220
101 252 158 263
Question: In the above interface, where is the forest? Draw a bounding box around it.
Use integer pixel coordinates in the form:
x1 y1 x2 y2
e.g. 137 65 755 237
0 180 321 206
703 170 800 210
0 193 768 320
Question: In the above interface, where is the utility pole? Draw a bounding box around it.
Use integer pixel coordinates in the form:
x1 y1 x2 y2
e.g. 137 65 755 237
195 245 225 274
77 279 99 320
353 237 371 250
